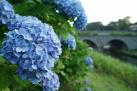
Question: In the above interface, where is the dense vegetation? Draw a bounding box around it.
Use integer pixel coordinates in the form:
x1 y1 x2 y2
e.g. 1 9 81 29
0 0 92 91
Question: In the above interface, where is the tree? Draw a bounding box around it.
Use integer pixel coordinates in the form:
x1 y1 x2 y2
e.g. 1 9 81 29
117 17 131 31
86 22 104 31
87 17 132 31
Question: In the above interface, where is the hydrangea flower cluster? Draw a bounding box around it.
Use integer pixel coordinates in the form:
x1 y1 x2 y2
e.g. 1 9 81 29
80 79 92 91
0 0 62 91
54 0 84 18
74 13 88 30
85 79 92 91
43 0 87 30
1 15 62 68
1 15 61 90
42 71 60 91
17 67 60 91
61 33 76 50
0 0 14 25
85 79 90 86
67 34 76 49
85 87 92 91
85 56 94 69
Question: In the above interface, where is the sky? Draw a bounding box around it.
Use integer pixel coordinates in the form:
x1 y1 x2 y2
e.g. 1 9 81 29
81 0 137 25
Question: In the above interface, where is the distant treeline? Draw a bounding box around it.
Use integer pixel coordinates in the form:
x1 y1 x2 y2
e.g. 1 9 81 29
87 17 136 31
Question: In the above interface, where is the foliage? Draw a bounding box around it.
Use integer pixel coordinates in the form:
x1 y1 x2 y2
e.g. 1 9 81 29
0 0 91 91
87 17 132 31
0 63 15 91
90 51 137 88
87 22 105 31
87 70 136 91
57 50 137 91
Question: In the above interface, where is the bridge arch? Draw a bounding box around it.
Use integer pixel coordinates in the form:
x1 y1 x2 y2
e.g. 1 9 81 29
104 39 128 51
83 40 98 49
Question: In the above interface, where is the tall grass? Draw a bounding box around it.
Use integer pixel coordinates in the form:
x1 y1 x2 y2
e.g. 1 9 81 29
90 51 137 88
87 71 136 91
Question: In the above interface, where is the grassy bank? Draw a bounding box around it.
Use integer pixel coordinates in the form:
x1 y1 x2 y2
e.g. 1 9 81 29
87 71 136 91
90 50 137 89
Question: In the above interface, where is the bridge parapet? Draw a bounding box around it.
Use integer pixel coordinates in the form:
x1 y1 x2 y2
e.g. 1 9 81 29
80 35 137 50
79 31 137 36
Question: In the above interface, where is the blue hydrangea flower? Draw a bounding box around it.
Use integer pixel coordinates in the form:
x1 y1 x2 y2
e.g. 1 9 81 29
44 0 87 30
0 0 14 24
7 14 42 31
67 34 76 49
0 0 61 91
85 56 94 68
17 66 60 89
85 79 90 86
74 13 88 30
54 0 84 18
1 14 61 91
1 15 62 70
85 87 92 91
61 33 76 50
17 66 43 84
42 71 60 91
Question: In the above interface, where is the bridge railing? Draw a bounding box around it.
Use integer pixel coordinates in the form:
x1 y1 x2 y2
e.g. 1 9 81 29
79 31 137 36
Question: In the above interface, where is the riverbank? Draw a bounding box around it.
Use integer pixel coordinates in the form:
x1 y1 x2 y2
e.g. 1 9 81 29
88 51 137 91
87 70 136 91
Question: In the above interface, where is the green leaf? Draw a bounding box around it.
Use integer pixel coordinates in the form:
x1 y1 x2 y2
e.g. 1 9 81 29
60 71 66 77
2 88 10 91
14 2 35 15
0 57 5 64
0 64 15 91
56 61 65 70
8 0 26 4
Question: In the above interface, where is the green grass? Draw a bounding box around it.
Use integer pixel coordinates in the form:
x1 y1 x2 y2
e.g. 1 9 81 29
87 71 136 91
88 50 137 90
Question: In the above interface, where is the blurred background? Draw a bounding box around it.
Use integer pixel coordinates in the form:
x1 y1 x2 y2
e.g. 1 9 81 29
79 0 137 91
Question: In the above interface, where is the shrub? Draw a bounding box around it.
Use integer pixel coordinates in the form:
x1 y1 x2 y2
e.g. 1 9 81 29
0 0 92 91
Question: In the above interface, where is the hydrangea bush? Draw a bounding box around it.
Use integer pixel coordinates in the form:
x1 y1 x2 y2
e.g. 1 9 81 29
0 0 14 24
0 0 93 91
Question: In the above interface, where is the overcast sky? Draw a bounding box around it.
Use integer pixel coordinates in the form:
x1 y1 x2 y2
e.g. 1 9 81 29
81 0 137 25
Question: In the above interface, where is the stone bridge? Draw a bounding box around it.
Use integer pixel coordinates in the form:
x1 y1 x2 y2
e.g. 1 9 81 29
80 35 137 50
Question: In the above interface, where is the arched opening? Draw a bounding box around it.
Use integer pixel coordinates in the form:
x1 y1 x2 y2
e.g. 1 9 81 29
83 40 97 49
103 39 128 51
